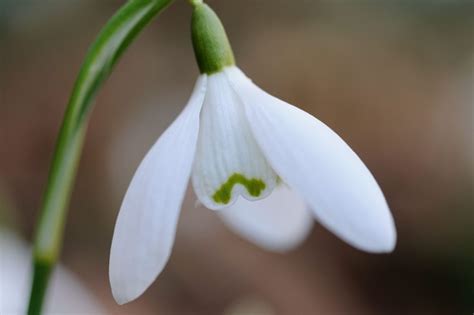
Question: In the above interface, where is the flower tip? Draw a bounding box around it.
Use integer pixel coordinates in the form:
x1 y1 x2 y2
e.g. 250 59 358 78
110 281 141 306
361 222 397 254
109 264 148 305
262 237 308 254
112 293 129 306
380 228 397 253
378 217 397 253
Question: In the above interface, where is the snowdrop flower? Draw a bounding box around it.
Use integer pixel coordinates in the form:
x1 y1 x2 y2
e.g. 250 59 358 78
110 1 396 305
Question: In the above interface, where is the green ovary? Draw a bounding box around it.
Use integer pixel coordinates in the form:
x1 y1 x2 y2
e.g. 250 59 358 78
212 173 266 204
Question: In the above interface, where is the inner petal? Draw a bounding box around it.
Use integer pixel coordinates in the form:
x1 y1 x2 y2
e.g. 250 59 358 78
192 71 277 210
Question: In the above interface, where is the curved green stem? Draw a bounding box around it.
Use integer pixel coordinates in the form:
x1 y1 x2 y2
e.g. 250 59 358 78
27 0 174 314
188 0 203 6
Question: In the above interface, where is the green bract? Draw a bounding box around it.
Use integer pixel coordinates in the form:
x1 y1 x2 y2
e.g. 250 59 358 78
191 3 235 74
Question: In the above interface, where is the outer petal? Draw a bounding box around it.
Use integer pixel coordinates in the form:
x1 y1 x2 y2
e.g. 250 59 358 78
109 76 206 304
226 67 396 253
218 184 313 252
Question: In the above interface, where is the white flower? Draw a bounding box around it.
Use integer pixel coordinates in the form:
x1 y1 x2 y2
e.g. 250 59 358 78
109 66 396 304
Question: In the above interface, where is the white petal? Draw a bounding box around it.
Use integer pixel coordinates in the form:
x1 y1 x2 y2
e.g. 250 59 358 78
192 71 277 210
109 76 206 304
226 67 396 253
218 184 313 252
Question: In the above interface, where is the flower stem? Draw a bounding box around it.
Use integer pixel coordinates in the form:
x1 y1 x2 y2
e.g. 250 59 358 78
27 0 174 314
188 0 203 7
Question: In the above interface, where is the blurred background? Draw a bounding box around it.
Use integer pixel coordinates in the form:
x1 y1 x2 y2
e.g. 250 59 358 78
1 0 473 314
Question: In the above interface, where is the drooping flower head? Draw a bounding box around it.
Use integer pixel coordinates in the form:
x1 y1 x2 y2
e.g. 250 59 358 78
110 1 396 305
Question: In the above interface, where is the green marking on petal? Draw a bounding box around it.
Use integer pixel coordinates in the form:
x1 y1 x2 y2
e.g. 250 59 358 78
212 173 266 204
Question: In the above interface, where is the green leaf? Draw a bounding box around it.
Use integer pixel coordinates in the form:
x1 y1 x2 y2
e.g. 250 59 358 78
27 1 174 314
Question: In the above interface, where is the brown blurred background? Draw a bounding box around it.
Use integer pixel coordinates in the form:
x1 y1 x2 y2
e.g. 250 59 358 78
1 1 473 314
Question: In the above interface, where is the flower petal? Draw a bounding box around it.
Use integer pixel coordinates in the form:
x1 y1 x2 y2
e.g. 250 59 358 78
192 71 277 210
226 67 396 253
109 76 207 304
218 184 313 252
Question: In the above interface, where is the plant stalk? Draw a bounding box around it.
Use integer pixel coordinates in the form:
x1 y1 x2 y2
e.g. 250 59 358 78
27 0 174 314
